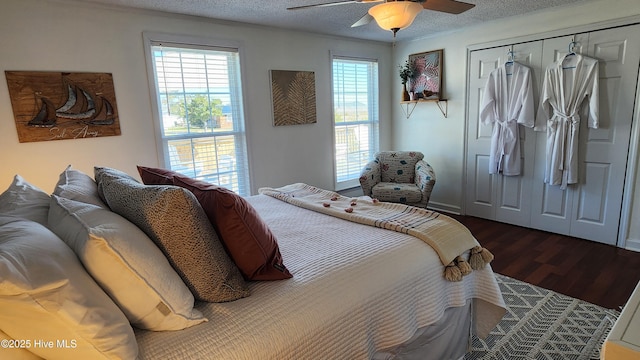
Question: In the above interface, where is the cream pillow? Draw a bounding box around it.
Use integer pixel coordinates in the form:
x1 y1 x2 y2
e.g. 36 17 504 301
48 195 206 331
0 330 42 359
0 216 138 359
0 175 50 225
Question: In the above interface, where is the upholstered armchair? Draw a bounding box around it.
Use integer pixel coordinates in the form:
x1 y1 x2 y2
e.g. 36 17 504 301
359 151 436 208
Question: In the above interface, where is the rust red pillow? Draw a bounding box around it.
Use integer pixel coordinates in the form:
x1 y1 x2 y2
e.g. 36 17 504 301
172 175 292 281
137 166 174 185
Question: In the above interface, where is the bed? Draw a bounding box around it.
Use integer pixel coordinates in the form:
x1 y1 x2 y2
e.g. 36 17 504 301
0 167 505 360
135 189 506 360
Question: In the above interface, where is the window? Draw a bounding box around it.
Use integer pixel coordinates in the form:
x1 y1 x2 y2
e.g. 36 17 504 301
332 57 379 190
146 36 250 196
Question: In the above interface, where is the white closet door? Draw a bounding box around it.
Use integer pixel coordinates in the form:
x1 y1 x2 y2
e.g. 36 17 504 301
529 34 586 235
569 25 640 244
465 42 543 227
465 46 509 220
530 25 640 245
494 41 543 225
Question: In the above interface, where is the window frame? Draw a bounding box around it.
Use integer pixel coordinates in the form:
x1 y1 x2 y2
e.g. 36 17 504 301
142 32 252 196
331 54 380 191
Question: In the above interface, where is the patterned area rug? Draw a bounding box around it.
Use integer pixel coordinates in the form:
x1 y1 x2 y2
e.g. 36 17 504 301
465 274 619 360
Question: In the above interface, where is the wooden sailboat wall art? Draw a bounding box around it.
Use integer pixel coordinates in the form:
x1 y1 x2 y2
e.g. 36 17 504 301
5 71 121 143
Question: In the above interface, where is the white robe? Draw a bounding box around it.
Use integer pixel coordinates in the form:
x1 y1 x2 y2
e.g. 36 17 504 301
535 54 599 189
480 62 535 176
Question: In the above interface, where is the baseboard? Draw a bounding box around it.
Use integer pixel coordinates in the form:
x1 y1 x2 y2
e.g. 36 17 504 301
337 187 364 197
625 237 640 253
337 190 462 215
427 201 461 215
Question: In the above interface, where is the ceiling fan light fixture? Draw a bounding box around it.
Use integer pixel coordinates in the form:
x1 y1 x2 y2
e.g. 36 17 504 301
368 1 423 36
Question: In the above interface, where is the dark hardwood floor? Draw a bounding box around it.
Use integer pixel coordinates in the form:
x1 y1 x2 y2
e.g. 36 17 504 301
450 215 640 310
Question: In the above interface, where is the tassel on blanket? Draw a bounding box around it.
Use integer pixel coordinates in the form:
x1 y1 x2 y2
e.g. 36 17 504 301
469 246 494 270
456 255 472 276
444 262 463 282
444 256 473 282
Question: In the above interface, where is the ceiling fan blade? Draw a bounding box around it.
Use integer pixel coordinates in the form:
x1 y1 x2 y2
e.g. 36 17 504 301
287 0 382 11
351 13 373 27
287 0 359 11
422 0 475 14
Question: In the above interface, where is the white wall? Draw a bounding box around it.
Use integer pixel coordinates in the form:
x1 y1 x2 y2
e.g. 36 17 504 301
391 0 640 247
2 0 639 248
0 0 392 194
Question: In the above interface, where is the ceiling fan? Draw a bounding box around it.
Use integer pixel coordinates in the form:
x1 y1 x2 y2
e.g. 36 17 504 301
287 0 475 36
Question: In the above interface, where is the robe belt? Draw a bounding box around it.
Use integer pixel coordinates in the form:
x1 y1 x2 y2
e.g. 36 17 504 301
495 119 516 159
549 110 578 171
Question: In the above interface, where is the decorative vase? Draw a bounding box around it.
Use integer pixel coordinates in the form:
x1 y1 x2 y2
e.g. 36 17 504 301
402 84 410 101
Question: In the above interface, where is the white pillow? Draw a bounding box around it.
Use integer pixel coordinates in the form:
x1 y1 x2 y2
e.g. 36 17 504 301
53 165 108 208
0 216 138 359
48 195 207 331
0 175 50 225
0 330 42 359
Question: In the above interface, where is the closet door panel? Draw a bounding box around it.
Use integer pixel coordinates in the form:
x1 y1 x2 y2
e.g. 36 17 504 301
494 41 542 226
575 162 609 222
529 35 579 235
472 155 493 206
569 25 640 244
498 177 523 209
541 184 570 217
465 46 509 219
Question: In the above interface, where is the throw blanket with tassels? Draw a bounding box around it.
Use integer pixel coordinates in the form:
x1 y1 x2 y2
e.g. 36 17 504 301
259 183 494 281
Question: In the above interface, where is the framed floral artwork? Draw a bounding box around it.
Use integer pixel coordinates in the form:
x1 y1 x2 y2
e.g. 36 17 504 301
408 49 443 100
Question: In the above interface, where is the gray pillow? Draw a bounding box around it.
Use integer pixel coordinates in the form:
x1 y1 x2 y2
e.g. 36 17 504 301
94 167 249 302
53 165 108 208
0 175 50 226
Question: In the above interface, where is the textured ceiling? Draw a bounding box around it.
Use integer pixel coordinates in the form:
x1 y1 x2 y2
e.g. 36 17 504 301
76 0 590 43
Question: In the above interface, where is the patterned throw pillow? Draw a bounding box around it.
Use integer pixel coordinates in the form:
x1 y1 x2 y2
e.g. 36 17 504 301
95 167 249 302
94 166 139 202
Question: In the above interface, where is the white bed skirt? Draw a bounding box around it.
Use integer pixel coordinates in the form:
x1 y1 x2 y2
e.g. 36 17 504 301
374 300 472 360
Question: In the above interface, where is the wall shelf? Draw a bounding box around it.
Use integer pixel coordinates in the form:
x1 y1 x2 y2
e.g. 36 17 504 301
400 99 448 119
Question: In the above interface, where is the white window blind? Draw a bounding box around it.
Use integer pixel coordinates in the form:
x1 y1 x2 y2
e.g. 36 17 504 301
332 57 379 189
149 42 250 196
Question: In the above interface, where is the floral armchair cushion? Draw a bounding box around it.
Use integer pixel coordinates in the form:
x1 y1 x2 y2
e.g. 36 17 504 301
370 183 423 204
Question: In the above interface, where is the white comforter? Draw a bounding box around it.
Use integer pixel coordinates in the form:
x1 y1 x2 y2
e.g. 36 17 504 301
135 195 505 359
